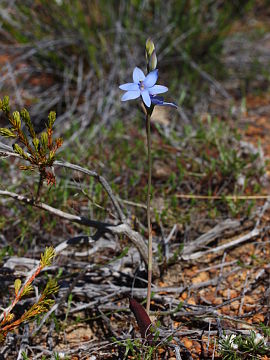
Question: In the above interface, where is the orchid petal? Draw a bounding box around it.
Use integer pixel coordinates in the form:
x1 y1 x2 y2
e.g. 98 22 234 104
144 69 158 88
121 90 140 101
149 85 168 95
150 95 177 108
133 67 145 83
150 96 164 105
159 101 178 108
119 83 139 91
141 90 151 107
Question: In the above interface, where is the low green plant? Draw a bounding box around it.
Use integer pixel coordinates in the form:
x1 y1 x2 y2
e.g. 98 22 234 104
112 320 170 360
53 352 70 360
218 331 270 359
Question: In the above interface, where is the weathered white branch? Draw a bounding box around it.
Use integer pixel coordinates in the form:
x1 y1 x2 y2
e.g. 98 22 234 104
182 228 260 260
0 189 159 277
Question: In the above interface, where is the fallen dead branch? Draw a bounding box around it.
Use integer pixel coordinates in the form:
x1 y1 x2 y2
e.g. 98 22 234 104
0 189 159 278
182 227 261 260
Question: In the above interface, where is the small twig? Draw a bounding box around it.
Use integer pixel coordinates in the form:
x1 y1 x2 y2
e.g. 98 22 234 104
164 224 178 262
196 260 238 273
176 194 269 200
16 324 29 360
238 271 250 318
255 197 270 229
207 320 212 356
216 317 223 338
182 228 260 260
211 338 216 360
215 252 227 296
116 197 147 210
170 343 182 360
182 219 240 256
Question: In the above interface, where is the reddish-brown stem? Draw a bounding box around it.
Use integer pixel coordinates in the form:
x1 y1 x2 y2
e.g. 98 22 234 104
1 264 42 323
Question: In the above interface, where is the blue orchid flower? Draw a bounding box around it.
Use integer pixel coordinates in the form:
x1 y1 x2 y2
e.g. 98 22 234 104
119 67 168 108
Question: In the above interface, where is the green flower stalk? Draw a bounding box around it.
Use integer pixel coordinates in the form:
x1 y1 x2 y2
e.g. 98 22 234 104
145 38 156 315
145 110 152 315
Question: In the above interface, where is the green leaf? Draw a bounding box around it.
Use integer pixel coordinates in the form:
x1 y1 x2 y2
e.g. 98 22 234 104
13 111 21 129
40 246 55 267
48 150 55 162
42 278 59 297
0 128 16 138
13 143 24 156
2 96 10 112
40 132 48 149
48 111 56 128
12 143 30 160
21 283 33 297
21 108 35 138
20 108 30 123
14 278 21 296
32 138 40 152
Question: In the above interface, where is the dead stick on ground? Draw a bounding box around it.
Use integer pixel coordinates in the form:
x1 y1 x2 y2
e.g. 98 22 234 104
182 228 260 260
0 189 159 276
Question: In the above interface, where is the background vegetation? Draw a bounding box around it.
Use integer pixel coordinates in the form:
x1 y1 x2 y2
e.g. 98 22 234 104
0 0 270 359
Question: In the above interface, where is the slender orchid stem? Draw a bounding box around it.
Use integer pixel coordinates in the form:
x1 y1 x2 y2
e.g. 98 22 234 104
146 113 152 315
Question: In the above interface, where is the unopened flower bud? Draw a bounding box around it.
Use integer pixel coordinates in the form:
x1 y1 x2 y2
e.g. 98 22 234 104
145 38 157 72
145 38 155 57
148 51 157 72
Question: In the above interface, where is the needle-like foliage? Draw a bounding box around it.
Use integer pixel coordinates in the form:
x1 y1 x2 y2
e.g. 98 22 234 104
0 97 63 193
0 247 58 343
